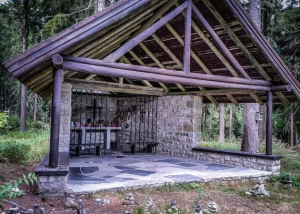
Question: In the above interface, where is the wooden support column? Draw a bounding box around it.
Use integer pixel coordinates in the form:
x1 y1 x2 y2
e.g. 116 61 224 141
49 54 63 168
49 68 63 168
183 0 192 74
266 91 273 155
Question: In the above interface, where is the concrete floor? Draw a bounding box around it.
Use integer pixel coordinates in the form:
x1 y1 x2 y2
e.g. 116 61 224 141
67 153 272 194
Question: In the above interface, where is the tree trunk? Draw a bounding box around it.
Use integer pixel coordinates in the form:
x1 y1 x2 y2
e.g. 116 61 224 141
20 0 29 132
229 104 233 136
291 103 295 147
219 103 225 144
33 93 38 121
258 105 266 143
241 0 261 153
97 0 106 12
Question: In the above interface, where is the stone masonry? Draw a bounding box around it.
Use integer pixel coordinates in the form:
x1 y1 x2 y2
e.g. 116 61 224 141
156 95 202 157
192 148 281 173
59 83 72 152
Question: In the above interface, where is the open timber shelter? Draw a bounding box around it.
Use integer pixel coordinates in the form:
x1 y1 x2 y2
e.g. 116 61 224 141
3 0 300 196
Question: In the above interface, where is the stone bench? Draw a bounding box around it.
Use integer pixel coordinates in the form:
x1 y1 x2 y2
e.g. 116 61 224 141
192 147 282 173
35 152 69 197
126 142 159 154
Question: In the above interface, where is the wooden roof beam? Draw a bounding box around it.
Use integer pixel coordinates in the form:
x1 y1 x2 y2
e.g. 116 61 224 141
122 55 153 87
63 61 280 92
128 0 179 40
127 51 169 91
104 1 188 62
183 0 192 74
9 0 153 78
192 3 250 79
203 0 271 80
65 78 167 96
139 42 186 92
224 0 300 99
176 3 239 105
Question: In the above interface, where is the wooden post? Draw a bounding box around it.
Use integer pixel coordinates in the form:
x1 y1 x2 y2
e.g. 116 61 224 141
266 91 273 155
49 68 63 168
183 0 192 74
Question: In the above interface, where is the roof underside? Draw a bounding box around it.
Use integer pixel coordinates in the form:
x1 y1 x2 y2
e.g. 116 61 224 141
4 0 300 106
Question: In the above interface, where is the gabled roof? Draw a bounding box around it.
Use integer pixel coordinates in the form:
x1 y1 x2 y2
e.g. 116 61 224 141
3 0 300 106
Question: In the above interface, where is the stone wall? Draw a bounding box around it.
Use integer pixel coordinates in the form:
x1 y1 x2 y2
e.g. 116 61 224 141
192 148 282 173
59 83 72 152
156 95 202 157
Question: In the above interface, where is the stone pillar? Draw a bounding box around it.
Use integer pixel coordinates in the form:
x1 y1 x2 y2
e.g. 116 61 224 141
59 83 72 152
157 95 202 158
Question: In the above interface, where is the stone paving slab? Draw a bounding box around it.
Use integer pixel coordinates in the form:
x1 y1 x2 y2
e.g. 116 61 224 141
68 154 272 194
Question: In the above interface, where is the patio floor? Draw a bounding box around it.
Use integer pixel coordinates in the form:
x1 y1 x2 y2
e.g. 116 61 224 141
67 152 272 194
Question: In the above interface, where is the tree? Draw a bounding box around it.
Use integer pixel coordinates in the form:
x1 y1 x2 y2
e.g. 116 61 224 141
20 0 29 132
241 0 261 153
219 103 225 143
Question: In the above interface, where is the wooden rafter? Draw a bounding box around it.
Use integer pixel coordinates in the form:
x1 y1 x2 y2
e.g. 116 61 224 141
202 0 289 106
65 78 167 96
139 42 186 92
127 51 169 91
175 3 239 106
104 1 188 62
183 0 192 74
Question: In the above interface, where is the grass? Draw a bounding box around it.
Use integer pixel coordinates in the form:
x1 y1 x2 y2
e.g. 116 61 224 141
0 124 50 164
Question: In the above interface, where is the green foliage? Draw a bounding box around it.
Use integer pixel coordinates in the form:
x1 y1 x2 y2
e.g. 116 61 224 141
0 111 8 128
201 140 240 151
0 140 31 164
40 13 71 39
0 127 49 164
0 173 37 210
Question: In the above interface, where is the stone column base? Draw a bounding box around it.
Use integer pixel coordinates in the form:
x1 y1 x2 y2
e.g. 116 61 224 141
35 152 69 197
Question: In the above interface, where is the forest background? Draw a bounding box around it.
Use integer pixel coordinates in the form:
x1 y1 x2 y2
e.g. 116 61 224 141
0 0 299 147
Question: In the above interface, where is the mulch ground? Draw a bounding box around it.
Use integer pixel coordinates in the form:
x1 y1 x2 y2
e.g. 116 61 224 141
1 162 300 213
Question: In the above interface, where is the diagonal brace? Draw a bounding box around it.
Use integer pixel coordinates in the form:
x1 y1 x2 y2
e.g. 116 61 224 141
104 1 188 62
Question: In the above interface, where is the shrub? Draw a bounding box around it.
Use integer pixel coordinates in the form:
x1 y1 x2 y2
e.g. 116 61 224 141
1 140 31 164
7 115 20 131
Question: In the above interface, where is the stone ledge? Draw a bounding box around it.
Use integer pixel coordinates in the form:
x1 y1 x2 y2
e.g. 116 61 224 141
35 152 69 176
192 147 282 160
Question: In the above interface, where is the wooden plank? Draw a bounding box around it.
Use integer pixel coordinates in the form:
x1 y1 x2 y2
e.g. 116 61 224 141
65 78 167 96
183 0 192 74
104 1 188 62
139 42 186 92
63 61 273 91
192 3 250 79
